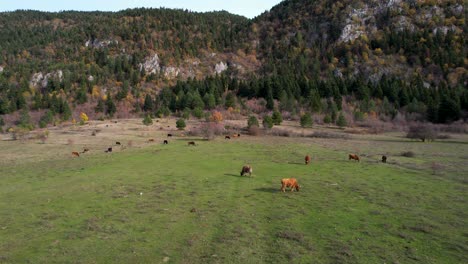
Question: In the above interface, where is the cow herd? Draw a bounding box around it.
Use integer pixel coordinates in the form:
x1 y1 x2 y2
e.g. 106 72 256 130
70 130 388 193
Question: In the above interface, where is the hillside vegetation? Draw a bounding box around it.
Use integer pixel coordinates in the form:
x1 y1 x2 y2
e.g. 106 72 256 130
0 0 466 130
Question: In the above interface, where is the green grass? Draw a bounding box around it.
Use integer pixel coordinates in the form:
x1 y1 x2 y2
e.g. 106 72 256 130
0 137 467 263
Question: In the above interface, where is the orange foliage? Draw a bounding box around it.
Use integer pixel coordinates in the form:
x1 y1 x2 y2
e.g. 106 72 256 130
210 111 223 123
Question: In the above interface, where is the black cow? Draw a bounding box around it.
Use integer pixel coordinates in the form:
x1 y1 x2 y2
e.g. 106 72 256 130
163 140 168 144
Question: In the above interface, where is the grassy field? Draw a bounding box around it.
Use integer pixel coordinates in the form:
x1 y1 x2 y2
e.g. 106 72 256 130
0 120 467 263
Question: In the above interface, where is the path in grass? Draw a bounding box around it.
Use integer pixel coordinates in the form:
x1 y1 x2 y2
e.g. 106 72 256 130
0 138 466 263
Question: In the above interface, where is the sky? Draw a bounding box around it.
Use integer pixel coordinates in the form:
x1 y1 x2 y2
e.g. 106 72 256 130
0 0 284 18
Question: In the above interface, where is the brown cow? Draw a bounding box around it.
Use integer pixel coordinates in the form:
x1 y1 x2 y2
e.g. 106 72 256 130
82 147 90 153
72 151 80 157
305 155 311 165
349 154 360 162
188 141 196 146
240 165 253 176
148 139 155 142
382 155 387 163
280 178 300 192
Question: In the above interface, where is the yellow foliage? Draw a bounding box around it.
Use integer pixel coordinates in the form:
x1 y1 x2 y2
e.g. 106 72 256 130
80 112 89 122
374 48 383 56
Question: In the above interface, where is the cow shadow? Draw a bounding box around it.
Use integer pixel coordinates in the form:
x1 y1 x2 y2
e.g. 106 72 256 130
224 173 243 178
288 162 305 165
254 187 278 193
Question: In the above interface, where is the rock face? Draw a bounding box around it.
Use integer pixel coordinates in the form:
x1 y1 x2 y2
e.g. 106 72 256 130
85 39 118 48
215 62 228 74
139 54 161 74
139 54 180 79
30 70 63 88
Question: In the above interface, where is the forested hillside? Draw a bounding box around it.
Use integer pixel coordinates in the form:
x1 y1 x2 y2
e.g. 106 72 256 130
0 0 466 130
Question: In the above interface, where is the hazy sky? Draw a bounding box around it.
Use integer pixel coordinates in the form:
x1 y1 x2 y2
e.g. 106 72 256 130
0 0 284 18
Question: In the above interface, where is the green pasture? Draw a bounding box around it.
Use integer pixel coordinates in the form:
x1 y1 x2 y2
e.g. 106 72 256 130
0 137 466 263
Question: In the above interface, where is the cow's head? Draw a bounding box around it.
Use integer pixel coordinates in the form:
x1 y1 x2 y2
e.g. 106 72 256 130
295 185 300 191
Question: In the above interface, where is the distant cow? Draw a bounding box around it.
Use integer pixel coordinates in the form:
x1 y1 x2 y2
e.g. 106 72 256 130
116 141 121 145
163 140 168 144
105 147 113 153
305 155 311 165
225 136 231 139
148 139 155 142
188 141 196 146
167 134 173 137
72 151 80 157
349 154 360 162
240 165 253 176
82 147 90 153
382 155 387 163
280 178 300 192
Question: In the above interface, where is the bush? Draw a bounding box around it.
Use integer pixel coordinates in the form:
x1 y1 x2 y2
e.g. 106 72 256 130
142 114 153 126
176 118 186 130
192 107 204 119
272 110 283 125
248 116 259 128
407 124 438 142
323 115 332 124
263 115 273 129
337 113 347 127
248 125 262 136
300 113 313 128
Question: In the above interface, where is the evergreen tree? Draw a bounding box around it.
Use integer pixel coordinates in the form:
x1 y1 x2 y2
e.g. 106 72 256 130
143 94 154 112
176 118 186 130
300 113 313 128
271 110 283 125
95 99 105 113
106 93 116 117
337 112 347 127
262 115 273 129
142 114 153 126
225 92 236 108
61 102 72 121
247 116 259 128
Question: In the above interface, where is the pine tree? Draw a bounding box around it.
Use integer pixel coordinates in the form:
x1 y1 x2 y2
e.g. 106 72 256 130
262 115 273 129
176 118 186 130
143 94 154 112
247 116 259 128
271 110 283 125
300 113 313 128
337 112 347 127
106 93 116 117
142 114 153 126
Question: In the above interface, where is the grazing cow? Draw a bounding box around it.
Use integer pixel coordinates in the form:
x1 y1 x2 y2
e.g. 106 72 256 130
82 147 90 153
225 136 231 139
237 133 241 137
240 165 253 176
232 134 238 138
349 154 360 162
72 151 80 157
163 140 168 144
148 139 155 142
116 141 121 145
105 147 113 153
382 155 387 163
280 178 300 192
305 155 311 165
188 141 196 146
167 133 173 137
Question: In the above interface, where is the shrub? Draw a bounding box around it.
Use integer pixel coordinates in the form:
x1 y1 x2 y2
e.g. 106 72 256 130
248 125 262 136
263 115 273 129
323 115 332 124
407 124 438 142
300 113 313 128
272 110 283 125
192 107 204 119
176 118 186 130
142 114 153 126
247 116 259 128
337 113 347 127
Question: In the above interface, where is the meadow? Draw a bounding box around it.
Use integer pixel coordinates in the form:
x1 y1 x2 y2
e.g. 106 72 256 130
0 120 467 263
